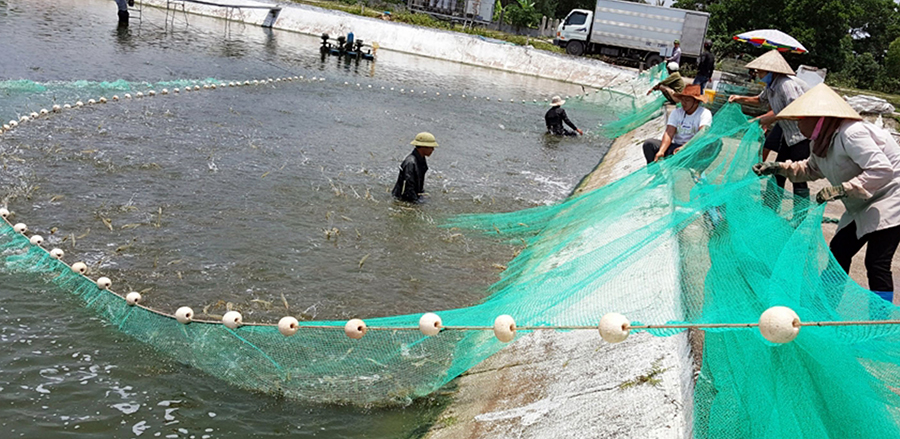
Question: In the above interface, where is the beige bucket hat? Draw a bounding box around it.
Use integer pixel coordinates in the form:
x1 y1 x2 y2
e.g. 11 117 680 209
550 96 565 106
775 83 862 121
745 50 795 76
410 132 439 147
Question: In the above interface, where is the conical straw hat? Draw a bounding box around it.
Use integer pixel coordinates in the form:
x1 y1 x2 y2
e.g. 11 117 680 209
775 83 862 121
744 50 795 75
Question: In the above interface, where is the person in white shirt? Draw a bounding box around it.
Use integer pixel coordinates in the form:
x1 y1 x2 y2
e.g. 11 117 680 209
666 40 682 65
642 84 713 164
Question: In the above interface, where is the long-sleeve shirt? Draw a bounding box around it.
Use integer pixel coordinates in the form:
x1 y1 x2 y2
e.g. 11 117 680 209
759 75 810 146
545 106 578 135
782 120 900 238
668 46 682 64
697 51 715 77
392 148 428 202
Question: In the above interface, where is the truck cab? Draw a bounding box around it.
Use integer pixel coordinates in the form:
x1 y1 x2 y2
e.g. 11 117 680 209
554 9 592 55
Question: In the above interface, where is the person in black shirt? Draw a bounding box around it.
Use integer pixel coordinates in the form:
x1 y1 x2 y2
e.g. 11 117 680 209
545 96 583 136
392 132 438 203
694 40 715 90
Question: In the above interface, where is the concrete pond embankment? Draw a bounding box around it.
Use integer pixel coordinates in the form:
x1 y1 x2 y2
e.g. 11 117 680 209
137 0 629 88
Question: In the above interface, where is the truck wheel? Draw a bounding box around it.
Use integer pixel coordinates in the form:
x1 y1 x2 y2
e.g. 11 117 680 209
566 41 584 56
645 54 663 67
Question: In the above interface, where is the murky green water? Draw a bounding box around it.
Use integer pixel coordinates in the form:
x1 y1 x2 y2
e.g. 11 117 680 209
0 0 617 437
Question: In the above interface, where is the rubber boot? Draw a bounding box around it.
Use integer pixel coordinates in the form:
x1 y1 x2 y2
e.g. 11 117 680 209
118 10 130 25
870 291 894 320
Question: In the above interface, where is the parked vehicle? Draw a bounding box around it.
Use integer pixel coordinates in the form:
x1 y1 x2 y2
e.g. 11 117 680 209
554 0 709 67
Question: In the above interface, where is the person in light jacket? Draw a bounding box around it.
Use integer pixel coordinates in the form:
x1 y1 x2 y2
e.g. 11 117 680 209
730 50 811 205
753 83 900 303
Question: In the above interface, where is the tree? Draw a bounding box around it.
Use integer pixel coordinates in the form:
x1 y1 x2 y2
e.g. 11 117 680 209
505 0 541 29
884 36 900 78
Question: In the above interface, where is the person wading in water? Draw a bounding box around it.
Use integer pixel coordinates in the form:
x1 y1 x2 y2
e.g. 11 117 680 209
545 96 583 137
392 132 438 203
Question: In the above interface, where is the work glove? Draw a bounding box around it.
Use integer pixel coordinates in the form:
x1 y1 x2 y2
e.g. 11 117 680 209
752 161 781 176
816 185 846 204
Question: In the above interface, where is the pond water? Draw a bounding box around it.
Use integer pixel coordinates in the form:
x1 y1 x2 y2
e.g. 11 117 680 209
0 0 620 437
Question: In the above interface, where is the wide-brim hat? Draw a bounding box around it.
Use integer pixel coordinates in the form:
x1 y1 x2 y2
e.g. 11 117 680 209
410 132 439 147
745 50 795 76
550 95 565 106
775 83 862 121
673 84 708 103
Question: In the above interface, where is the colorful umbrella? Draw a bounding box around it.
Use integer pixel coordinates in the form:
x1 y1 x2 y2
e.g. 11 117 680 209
733 29 808 54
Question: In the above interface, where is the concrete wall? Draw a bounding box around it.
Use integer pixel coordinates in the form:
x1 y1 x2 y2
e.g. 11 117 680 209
137 0 632 88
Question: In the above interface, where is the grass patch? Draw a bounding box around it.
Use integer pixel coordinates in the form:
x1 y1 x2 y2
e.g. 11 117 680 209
619 357 668 390
438 416 458 428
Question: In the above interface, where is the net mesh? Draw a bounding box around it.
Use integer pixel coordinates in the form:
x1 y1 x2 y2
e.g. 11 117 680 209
3 66 900 436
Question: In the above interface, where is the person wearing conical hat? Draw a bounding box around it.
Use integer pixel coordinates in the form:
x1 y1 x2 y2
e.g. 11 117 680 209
392 132 438 203
642 84 713 164
545 96 583 136
753 83 900 303
730 50 812 204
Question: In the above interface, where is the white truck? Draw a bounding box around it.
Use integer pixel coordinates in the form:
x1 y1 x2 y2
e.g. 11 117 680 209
554 0 709 67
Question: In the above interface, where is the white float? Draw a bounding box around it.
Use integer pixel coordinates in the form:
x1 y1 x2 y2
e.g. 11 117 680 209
222 311 243 329
126 292 142 306
344 318 367 339
278 316 300 337
759 306 801 344
50 248 64 259
493 315 516 342
13 223 27 233
598 313 631 344
175 306 193 324
96 277 112 290
419 312 443 336
71 262 87 274
29 235 43 246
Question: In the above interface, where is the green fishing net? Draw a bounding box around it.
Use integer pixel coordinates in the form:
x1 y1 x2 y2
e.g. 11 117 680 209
3 66 900 437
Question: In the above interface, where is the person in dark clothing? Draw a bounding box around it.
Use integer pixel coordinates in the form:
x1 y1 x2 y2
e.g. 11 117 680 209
694 40 715 90
392 132 438 203
545 96 583 136
114 0 134 25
